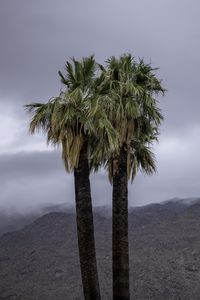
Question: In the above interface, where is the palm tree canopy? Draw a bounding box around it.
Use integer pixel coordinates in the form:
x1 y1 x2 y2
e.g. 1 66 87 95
25 54 165 179
98 54 165 181
102 54 165 127
25 56 117 172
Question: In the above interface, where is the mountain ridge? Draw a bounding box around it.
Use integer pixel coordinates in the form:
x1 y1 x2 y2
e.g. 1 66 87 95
1 197 200 236
1 197 200 299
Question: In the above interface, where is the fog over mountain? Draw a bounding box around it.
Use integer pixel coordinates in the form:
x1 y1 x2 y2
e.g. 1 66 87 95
1 1 200 212
0 197 199 236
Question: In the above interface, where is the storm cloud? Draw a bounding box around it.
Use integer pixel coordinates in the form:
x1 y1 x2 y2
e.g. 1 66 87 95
1 0 200 212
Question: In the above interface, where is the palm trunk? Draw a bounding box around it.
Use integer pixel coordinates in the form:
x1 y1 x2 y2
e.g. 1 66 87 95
112 143 130 300
74 140 101 300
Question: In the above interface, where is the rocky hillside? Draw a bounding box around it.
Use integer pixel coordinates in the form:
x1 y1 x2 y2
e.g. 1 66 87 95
0 198 200 299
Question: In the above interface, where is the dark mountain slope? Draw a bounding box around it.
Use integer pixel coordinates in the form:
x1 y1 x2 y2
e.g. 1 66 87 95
0 200 200 299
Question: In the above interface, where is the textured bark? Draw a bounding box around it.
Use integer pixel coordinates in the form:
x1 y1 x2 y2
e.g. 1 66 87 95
74 141 101 300
112 144 130 300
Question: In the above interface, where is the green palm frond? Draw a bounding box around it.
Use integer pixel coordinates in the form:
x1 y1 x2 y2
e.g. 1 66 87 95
128 140 156 181
58 55 97 92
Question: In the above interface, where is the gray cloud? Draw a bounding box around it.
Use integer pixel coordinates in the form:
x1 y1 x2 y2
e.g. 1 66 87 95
0 0 200 212
0 150 72 213
2 128 200 213
0 150 112 213
0 151 62 180
130 128 200 205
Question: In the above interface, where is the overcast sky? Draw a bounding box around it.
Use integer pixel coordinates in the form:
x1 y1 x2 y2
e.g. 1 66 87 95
1 0 200 213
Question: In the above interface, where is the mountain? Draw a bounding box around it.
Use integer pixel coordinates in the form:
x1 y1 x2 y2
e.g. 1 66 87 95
0 198 200 299
0 203 73 237
1 197 199 237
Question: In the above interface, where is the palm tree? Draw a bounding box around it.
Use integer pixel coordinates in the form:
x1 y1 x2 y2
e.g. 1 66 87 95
25 56 116 300
100 54 165 300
